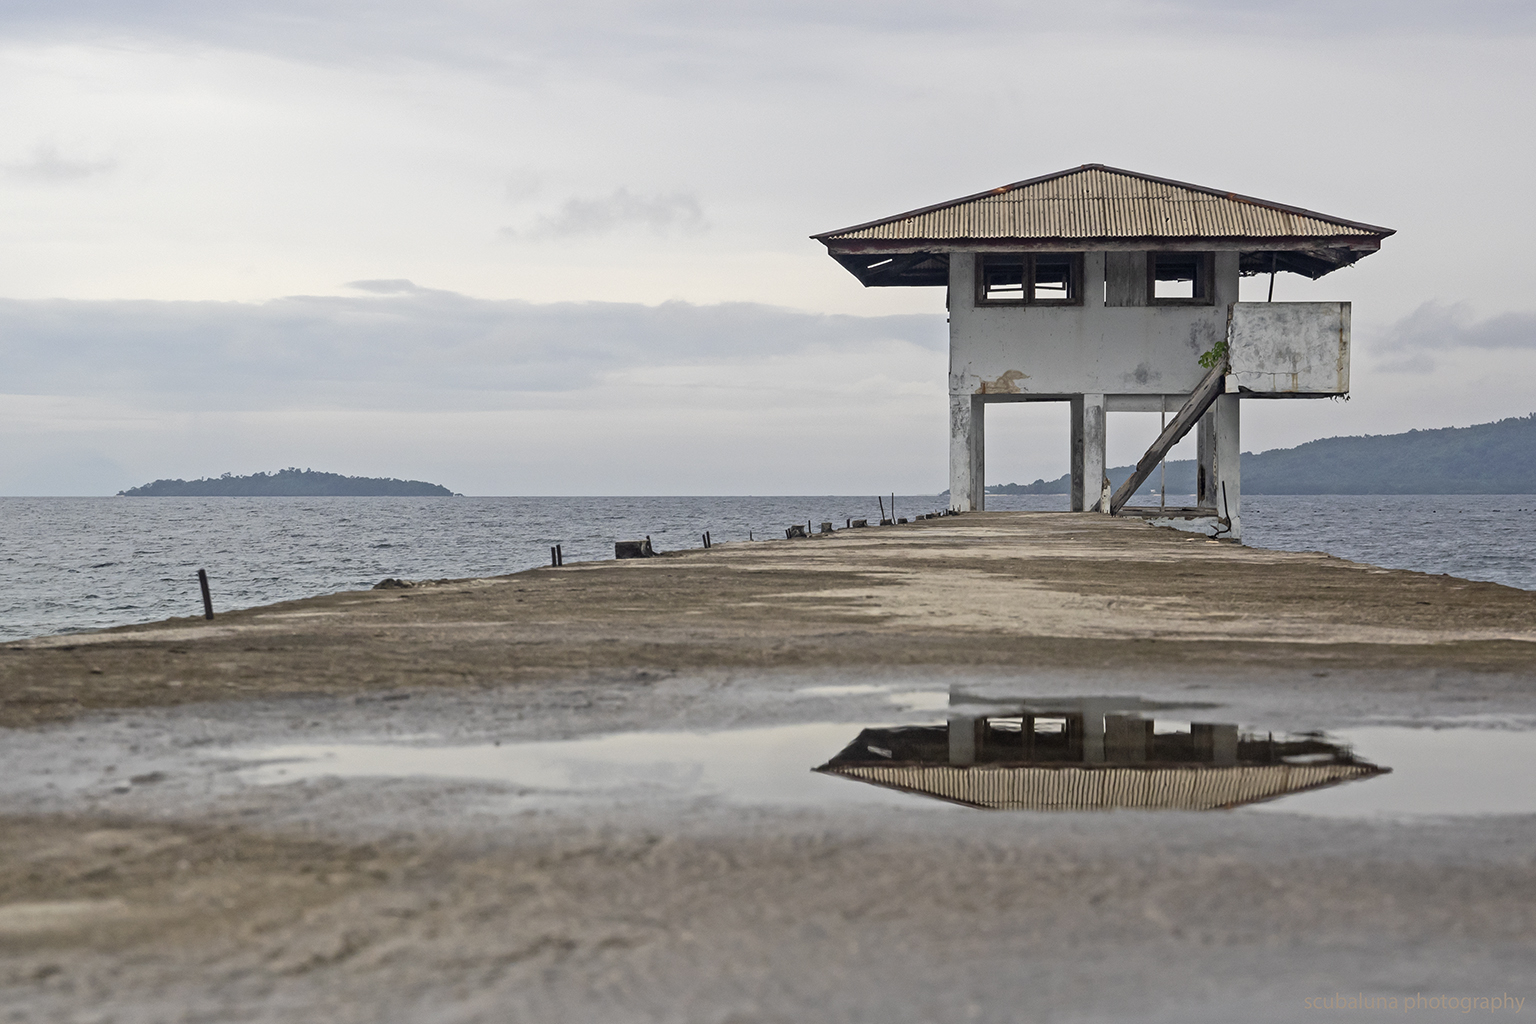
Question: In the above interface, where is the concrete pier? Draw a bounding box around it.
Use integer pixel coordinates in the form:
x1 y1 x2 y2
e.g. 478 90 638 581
6 514 1533 725
2 514 1534 1022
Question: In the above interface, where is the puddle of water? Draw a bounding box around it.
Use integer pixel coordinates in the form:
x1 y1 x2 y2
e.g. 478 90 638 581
1248 725 1536 818
237 723 957 812
795 685 890 697
792 684 951 713
233 700 1536 818
887 691 951 712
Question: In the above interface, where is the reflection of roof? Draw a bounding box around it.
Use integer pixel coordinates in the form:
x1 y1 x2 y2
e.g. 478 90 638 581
816 762 1385 811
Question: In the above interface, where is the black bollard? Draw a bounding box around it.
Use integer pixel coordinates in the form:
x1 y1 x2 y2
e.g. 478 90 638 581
557 543 564 566
550 545 558 567
197 569 214 620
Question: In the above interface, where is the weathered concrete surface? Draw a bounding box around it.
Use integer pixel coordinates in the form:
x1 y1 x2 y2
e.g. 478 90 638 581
6 513 1536 728
2 513 1534 1023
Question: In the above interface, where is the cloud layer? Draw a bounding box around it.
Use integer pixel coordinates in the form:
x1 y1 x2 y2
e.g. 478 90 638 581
0 291 949 494
1379 302 1536 354
0 288 942 409
2 143 115 183
512 188 707 240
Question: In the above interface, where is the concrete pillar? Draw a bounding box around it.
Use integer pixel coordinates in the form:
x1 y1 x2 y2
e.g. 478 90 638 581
1212 723 1238 766
1203 250 1243 538
1104 715 1149 764
1081 709 1105 765
949 393 985 512
1212 394 1240 539
1196 410 1215 508
948 715 978 766
1192 723 1239 766
1197 395 1242 538
1070 394 1107 512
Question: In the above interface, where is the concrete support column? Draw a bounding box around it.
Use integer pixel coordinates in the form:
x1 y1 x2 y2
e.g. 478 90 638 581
1197 395 1242 538
1192 723 1239 766
1104 715 1149 764
949 393 985 512
1081 709 1105 765
1070 394 1107 512
948 715 978 766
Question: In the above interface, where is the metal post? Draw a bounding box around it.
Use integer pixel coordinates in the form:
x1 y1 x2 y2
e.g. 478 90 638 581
1160 396 1167 511
197 569 214 620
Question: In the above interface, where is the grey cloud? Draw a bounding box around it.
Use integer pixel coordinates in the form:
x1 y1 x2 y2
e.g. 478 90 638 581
4 144 115 183
1378 302 1536 352
0 291 943 410
345 279 430 295
513 189 707 240
1373 352 1439 375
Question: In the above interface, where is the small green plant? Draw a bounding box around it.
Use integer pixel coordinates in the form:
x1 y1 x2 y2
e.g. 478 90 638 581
1197 339 1229 370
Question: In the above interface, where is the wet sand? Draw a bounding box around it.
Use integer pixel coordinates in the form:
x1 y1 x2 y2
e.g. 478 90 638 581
2 513 1534 1022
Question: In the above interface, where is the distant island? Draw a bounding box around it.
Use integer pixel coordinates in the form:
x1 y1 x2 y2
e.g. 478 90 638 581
985 412 1536 496
119 468 455 497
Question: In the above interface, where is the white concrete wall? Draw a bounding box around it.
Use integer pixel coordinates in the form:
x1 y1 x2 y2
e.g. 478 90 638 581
947 251 1240 398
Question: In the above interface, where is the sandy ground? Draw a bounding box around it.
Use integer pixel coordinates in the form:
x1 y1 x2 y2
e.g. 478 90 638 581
2 513 1534 1022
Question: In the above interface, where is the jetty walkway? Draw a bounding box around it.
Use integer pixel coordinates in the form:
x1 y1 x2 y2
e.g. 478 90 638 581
6 512 1535 727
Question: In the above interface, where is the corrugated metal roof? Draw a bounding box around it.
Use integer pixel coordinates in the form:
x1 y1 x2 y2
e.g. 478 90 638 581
816 165 1394 245
817 762 1383 811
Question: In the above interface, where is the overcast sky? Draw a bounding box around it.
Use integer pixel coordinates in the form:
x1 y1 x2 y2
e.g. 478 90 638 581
2 1 1533 495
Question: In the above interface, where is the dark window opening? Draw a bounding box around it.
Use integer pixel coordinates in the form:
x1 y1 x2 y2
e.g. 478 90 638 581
976 254 1082 306
1149 252 1213 305
979 256 1026 302
1032 254 1076 302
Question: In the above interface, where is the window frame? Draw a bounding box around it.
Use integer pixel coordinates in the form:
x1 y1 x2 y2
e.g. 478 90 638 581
974 253 1085 307
1146 252 1215 306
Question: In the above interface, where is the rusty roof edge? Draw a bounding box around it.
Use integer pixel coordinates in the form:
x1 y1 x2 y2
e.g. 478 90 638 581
1090 163 1397 238
821 234 1387 251
809 164 1102 242
810 163 1396 243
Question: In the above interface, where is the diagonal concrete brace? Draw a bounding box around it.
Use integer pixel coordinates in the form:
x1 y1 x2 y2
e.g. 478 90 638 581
1109 357 1230 515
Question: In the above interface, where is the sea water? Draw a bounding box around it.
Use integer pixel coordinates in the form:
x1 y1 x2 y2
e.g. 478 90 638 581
2 494 1533 642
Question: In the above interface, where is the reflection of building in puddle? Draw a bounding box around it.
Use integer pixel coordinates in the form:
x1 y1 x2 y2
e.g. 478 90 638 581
813 696 1388 811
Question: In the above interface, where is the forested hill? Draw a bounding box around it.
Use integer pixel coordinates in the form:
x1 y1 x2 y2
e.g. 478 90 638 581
988 413 1536 496
119 469 454 497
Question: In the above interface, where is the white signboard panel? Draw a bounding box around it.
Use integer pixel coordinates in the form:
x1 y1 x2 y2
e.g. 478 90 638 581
1228 302 1350 395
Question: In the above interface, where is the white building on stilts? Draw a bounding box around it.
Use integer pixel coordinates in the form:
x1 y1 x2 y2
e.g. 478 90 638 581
813 165 1393 540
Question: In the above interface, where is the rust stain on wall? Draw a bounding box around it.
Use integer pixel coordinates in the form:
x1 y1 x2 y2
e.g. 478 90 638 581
978 370 1028 394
